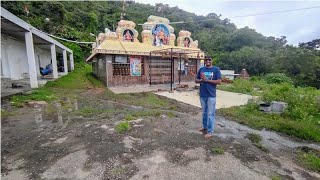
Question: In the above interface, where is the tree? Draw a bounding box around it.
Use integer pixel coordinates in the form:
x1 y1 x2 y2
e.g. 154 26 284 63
299 39 320 50
217 46 272 75
273 46 320 88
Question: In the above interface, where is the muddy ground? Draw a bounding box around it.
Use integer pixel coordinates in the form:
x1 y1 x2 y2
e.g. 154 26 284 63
1 90 320 180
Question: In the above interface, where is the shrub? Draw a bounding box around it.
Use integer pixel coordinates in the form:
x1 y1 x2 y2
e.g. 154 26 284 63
297 151 320 172
249 76 262 82
219 78 254 94
115 121 130 133
211 147 225 155
264 73 293 84
262 84 320 121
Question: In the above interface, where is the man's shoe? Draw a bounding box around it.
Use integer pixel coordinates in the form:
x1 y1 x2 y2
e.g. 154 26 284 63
204 133 213 139
197 128 207 135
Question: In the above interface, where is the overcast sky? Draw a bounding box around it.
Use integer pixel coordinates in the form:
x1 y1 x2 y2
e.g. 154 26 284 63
135 0 320 45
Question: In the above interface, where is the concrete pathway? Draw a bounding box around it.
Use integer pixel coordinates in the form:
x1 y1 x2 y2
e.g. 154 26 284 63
109 83 253 109
108 82 196 94
156 90 253 109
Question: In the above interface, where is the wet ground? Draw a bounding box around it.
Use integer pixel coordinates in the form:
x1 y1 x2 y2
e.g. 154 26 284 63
1 90 320 180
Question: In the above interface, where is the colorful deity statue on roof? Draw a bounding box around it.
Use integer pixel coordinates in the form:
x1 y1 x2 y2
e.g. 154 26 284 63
177 30 199 48
116 20 139 42
141 15 175 46
123 30 134 42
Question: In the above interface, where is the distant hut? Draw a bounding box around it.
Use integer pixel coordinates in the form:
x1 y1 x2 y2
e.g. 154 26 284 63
239 69 250 79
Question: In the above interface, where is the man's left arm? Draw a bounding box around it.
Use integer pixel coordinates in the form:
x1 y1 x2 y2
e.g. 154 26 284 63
205 68 222 85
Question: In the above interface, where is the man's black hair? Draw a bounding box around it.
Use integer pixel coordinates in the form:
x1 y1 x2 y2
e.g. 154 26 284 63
204 55 212 60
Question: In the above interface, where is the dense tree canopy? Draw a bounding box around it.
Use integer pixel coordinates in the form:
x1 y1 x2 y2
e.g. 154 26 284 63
2 1 319 88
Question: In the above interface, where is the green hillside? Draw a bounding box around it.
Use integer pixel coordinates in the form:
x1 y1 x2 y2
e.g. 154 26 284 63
2 1 319 88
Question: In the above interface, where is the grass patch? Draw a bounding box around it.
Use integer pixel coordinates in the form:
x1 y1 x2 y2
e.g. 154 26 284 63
271 175 281 180
245 133 269 152
246 133 262 144
166 111 176 118
297 150 320 172
73 107 105 117
124 114 136 121
111 167 125 175
218 78 320 142
11 89 55 107
127 110 161 119
115 121 131 133
107 92 170 109
45 65 102 89
72 107 123 118
211 147 225 155
124 110 176 121
218 103 320 142
1 109 15 119
10 64 105 107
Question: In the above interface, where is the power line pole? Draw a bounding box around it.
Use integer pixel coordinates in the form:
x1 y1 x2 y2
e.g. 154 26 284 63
120 0 126 20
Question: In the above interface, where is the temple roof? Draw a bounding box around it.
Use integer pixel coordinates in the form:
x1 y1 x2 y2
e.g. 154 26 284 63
86 40 204 62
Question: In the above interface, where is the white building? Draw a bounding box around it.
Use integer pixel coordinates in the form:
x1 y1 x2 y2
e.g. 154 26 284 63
1 7 74 90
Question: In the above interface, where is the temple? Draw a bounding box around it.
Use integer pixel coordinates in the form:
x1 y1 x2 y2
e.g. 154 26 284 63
86 15 205 87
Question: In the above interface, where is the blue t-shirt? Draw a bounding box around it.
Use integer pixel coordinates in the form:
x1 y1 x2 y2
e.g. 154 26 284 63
197 66 221 97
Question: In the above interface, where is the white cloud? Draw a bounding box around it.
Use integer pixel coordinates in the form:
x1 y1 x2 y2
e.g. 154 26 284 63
134 0 320 44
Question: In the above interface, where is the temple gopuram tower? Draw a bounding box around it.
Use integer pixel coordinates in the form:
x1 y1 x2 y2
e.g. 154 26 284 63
116 20 139 42
177 30 199 48
141 15 175 46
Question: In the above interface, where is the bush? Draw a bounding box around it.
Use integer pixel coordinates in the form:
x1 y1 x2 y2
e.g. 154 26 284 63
264 73 293 84
219 78 254 94
115 121 130 133
297 151 320 172
262 84 320 121
211 147 225 155
249 76 262 82
62 42 84 63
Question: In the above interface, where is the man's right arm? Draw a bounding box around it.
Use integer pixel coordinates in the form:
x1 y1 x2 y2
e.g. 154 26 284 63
195 68 202 83
195 78 203 83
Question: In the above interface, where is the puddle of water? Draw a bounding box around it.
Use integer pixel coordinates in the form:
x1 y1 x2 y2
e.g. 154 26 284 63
34 105 43 124
27 98 141 131
28 99 80 130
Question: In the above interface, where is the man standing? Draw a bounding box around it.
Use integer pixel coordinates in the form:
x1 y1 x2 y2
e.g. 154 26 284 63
195 56 222 139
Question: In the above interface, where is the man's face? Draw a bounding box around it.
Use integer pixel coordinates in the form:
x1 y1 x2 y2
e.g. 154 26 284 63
205 59 212 66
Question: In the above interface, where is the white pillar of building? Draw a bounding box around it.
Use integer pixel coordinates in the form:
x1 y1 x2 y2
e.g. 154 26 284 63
25 31 38 88
1 42 11 78
50 44 58 79
69 53 74 71
62 49 68 74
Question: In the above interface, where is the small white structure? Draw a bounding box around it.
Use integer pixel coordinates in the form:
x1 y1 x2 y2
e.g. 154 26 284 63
1 7 74 89
220 70 239 80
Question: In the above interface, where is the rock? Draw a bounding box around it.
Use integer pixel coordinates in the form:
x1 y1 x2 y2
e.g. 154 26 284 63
259 103 271 112
27 101 48 106
160 114 167 119
53 137 68 144
23 91 33 95
100 125 108 129
130 118 143 124
271 101 287 113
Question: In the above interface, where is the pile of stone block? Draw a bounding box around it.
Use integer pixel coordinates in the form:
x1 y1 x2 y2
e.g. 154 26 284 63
259 101 288 113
